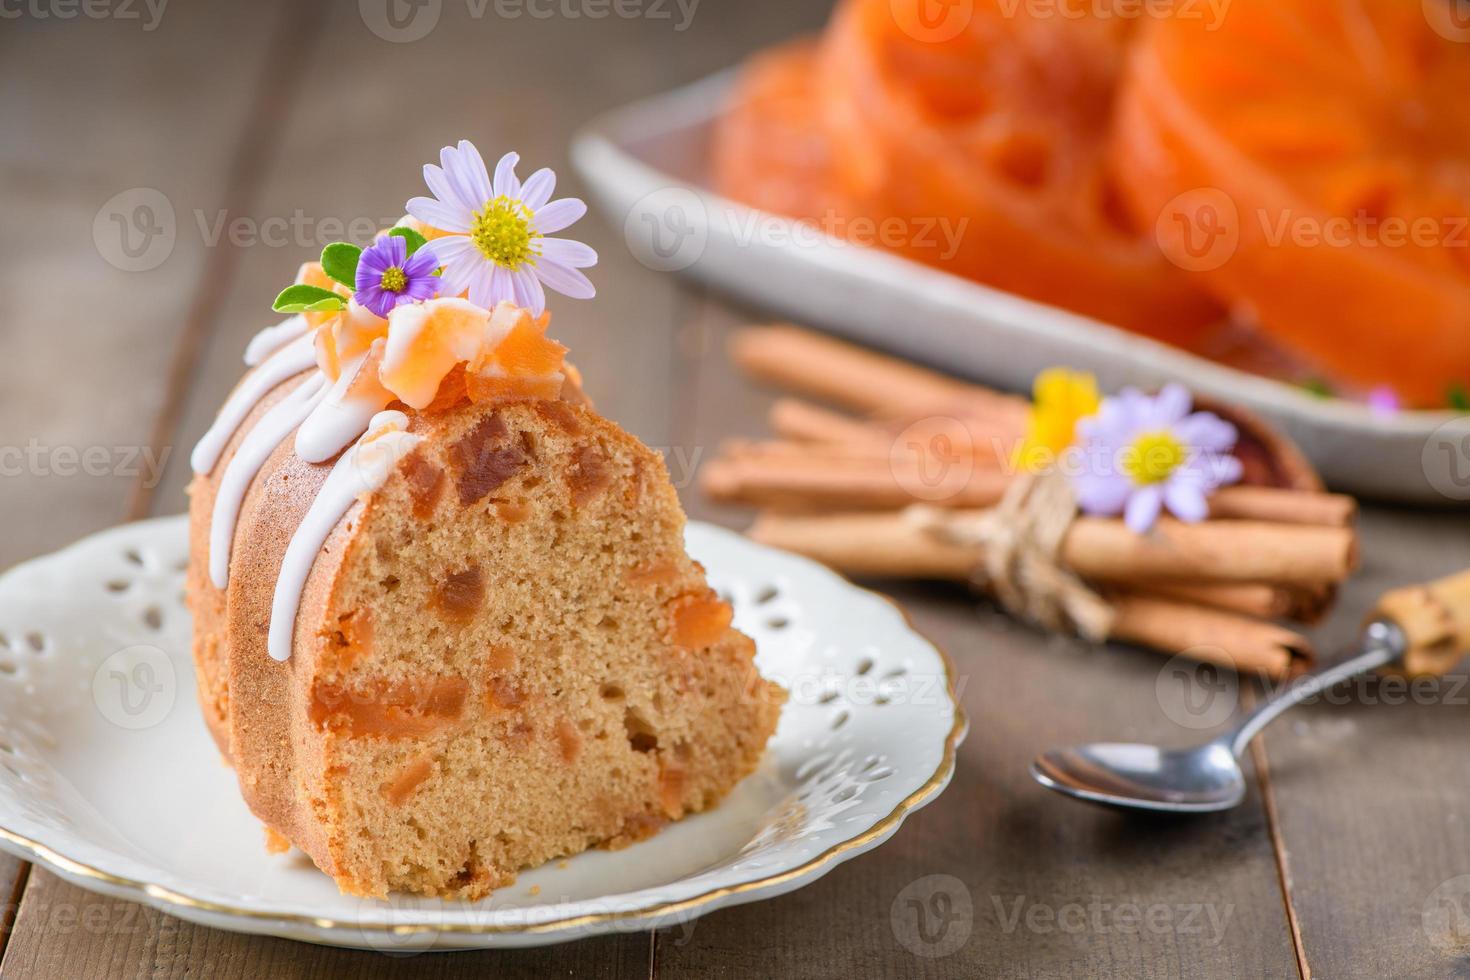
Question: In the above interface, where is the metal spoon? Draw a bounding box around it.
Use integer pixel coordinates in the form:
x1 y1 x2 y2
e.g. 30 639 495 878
1032 619 1415 814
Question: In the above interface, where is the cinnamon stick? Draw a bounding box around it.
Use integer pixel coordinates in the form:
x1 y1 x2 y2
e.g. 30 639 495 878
1107 594 1314 678
768 399 892 447
749 510 1355 588
746 513 1312 677
730 325 1029 425
708 449 1356 528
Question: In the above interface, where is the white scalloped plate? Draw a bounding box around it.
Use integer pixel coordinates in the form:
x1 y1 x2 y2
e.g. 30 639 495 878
0 516 964 950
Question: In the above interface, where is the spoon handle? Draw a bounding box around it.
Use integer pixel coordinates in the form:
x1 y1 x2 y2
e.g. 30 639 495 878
1373 569 1470 677
1227 621 1404 757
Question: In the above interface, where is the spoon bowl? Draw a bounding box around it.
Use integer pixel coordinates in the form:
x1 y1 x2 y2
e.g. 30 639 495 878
1031 741 1246 813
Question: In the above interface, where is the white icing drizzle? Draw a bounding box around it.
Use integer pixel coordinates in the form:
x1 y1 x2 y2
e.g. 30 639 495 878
267 412 422 661
243 314 310 367
191 332 319 476
294 348 395 464
208 373 329 589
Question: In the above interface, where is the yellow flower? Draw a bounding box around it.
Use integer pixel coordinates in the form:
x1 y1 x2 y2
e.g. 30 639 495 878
1016 368 1101 473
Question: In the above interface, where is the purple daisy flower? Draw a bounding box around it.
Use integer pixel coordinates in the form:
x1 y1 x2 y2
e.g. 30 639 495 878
354 234 438 319
1070 383 1243 534
405 140 596 316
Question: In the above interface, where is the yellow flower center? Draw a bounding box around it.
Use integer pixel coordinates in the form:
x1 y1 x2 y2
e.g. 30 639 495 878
380 267 407 292
470 196 538 269
1124 431 1187 485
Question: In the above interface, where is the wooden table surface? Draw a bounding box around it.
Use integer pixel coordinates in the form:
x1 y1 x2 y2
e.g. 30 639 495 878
3 1 1470 976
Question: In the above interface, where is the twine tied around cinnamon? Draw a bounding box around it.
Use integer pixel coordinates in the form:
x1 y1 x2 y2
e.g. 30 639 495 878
907 469 1116 642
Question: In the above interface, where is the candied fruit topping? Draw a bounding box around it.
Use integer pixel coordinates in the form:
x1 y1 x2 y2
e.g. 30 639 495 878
432 566 485 623
382 754 435 805
401 452 446 520
309 676 468 738
667 592 734 650
555 718 583 764
450 411 529 505
568 444 613 507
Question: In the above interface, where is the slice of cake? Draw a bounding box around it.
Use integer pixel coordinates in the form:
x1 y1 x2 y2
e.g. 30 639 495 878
186 141 785 898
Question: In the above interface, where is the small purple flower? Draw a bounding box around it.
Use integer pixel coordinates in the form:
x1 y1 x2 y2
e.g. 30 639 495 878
1070 383 1243 534
354 234 438 318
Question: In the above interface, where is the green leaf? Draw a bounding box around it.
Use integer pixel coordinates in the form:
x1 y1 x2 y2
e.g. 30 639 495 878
272 284 346 314
388 226 429 255
320 242 362 288
1449 382 1470 412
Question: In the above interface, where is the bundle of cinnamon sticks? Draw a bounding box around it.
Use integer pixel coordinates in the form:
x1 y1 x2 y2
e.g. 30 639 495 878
704 325 1361 679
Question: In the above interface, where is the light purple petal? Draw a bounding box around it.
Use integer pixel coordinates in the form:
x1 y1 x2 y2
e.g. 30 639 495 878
492 152 521 199
533 198 586 235
486 265 516 309
451 140 493 204
462 264 494 309
1115 388 1152 431
440 143 491 215
406 196 471 233
512 268 546 315
533 258 596 300
520 168 556 210
435 255 478 300
1174 412 1237 453
1163 479 1209 523
1071 470 1132 517
423 162 477 215
536 235 596 268
1152 383 1192 427
1124 485 1164 533
422 235 477 265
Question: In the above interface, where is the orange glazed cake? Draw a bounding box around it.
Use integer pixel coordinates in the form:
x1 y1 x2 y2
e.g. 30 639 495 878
186 140 785 899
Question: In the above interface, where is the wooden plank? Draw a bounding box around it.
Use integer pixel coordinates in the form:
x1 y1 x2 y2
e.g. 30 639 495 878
662 295 1301 978
0 0 299 966
1254 506 1470 979
0 4 289 564
1 872 652 979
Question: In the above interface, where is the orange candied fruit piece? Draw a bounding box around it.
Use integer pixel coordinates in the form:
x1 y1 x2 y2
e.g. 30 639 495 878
310 676 469 738
667 592 734 650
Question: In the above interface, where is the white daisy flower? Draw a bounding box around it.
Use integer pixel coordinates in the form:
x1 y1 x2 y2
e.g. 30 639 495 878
406 140 597 316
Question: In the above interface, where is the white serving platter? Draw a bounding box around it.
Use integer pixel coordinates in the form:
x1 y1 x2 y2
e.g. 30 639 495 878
571 69 1470 504
0 516 964 950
